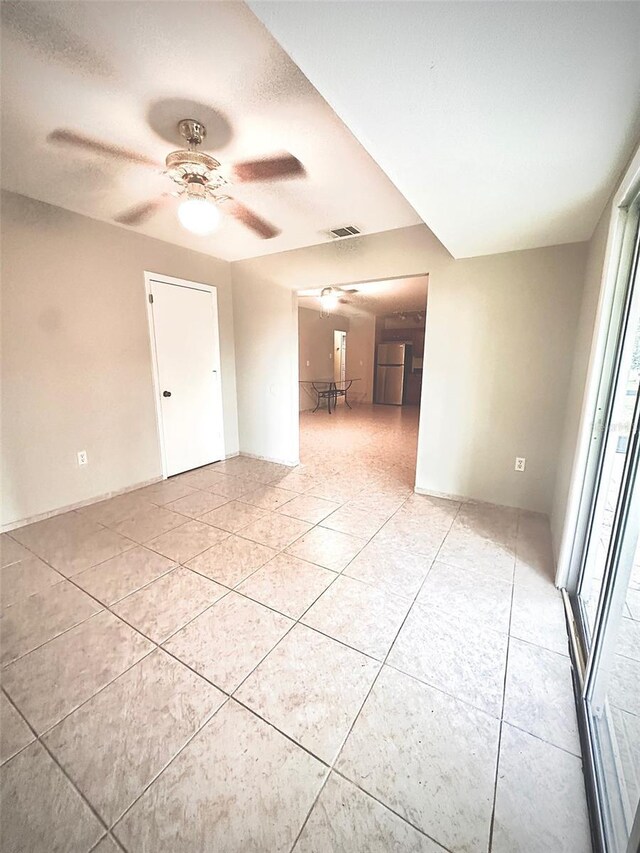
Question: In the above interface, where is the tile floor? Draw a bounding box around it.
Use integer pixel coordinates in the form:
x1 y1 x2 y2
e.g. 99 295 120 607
0 404 592 852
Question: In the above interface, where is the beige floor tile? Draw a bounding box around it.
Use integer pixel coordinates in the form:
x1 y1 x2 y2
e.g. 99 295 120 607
43 528 136 578
295 773 445 853
9 512 103 554
0 555 63 607
321 504 390 539
400 493 460 523
416 560 513 632
302 575 411 660
270 470 318 494
146 520 229 564
1 581 102 666
199 500 267 533
113 567 226 642
113 505 185 544
344 541 431 598
287 526 366 572
388 604 508 717
114 700 327 853
240 485 298 511
514 512 556 591
437 526 516 582
238 553 336 619
337 667 499 853
186 536 277 587
73 546 176 605
373 512 451 559
504 638 580 755
510 583 569 656
204 471 261 499
308 478 365 504
76 492 156 527
241 513 313 551
2 611 153 733
137 479 199 505
164 490 229 519
180 465 231 490
278 494 340 524
237 624 379 762
44 649 225 825
492 724 590 853
0 692 34 765
164 592 292 692
0 534 32 567
0 741 104 853
454 501 518 545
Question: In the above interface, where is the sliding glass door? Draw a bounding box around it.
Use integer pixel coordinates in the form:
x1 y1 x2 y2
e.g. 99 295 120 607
572 192 640 853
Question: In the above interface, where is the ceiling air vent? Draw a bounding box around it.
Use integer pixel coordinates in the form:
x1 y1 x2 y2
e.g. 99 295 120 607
328 225 361 239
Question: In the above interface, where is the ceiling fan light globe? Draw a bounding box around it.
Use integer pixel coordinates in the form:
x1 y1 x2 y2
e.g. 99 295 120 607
177 197 221 235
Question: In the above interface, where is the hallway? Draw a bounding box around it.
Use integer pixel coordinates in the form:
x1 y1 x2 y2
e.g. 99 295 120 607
1 405 590 852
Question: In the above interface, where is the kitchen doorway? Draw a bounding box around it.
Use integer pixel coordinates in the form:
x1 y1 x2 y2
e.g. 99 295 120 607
334 330 347 383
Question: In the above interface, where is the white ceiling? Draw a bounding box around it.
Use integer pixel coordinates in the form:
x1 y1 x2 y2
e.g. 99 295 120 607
298 275 428 318
0 1 421 262
252 1 640 259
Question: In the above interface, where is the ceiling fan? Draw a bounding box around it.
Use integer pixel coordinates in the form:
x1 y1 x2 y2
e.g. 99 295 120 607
298 285 360 316
48 118 305 239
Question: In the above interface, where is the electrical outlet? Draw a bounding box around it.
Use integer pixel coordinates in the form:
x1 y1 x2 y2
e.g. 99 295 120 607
77 450 88 466
306 360 310 367
515 457 526 472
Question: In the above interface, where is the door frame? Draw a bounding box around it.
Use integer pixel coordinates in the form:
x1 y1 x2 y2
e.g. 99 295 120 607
143 271 225 479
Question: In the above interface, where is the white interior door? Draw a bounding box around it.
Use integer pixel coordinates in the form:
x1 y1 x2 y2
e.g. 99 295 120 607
149 278 224 476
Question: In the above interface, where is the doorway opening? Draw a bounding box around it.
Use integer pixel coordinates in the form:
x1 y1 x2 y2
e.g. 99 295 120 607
144 272 225 478
334 330 347 383
296 274 428 488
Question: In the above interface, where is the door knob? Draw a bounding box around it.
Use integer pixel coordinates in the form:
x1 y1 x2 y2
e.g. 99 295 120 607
163 391 171 397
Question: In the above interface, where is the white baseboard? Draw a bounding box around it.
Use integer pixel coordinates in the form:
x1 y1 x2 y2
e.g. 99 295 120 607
238 451 299 468
2 475 164 533
413 485 549 517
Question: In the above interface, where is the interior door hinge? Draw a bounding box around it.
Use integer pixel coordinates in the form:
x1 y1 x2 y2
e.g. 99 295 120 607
148 293 154 304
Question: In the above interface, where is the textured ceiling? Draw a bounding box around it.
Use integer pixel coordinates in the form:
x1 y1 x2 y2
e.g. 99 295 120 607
252 1 640 258
0 1 421 262
297 275 428 318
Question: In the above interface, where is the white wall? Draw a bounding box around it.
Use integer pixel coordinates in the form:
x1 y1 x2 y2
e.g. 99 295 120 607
231 224 588 513
1 191 239 528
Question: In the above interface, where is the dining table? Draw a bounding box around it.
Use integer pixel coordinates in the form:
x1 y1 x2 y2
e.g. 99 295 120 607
299 378 361 414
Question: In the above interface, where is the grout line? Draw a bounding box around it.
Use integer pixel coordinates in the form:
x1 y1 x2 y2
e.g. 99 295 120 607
286 493 460 853
4 438 566 853
487 507 519 853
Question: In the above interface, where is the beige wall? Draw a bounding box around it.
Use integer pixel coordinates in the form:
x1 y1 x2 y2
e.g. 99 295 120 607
298 307 349 411
231 224 588 513
1 191 239 527
345 312 376 404
231 265 299 465
418 244 587 511
549 207 611 557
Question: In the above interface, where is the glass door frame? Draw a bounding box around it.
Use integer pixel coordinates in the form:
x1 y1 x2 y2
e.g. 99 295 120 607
560 146 640 853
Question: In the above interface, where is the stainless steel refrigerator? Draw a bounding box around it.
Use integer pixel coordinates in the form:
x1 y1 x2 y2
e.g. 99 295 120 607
374 343 407 405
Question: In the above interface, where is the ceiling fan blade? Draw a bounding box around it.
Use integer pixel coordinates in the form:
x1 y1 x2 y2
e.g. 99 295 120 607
226 200 280 239
48 129 160 168
231 154 305 183
114 196 169 226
